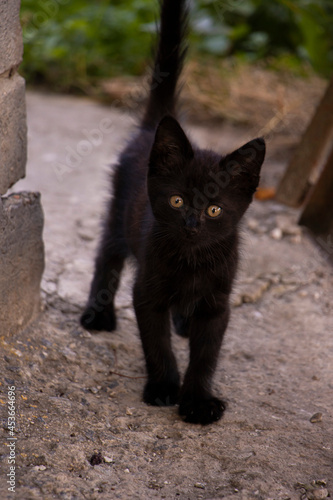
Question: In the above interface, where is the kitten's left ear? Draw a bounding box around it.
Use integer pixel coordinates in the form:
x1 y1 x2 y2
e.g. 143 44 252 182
149 116 194 175
221 137 266 194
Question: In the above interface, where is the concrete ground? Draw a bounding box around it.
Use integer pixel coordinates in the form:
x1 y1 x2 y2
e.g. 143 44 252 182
1 91 332 500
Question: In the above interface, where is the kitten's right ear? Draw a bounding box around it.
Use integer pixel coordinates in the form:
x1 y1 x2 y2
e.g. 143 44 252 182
149 116 193 175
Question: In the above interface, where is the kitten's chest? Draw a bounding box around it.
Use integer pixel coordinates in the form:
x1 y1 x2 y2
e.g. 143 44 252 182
161 264 218 311
143 241 233 312
175 268 212 296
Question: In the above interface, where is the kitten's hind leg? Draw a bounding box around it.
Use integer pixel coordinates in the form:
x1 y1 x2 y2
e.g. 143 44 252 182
80 250 126 332
80 257 124 332
81 165 130 332
80 218 128 332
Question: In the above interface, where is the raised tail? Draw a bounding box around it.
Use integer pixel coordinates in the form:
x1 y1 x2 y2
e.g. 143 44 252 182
142 0 188 128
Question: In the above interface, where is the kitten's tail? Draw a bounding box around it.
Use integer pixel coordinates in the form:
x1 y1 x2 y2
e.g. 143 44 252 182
142 0 188 128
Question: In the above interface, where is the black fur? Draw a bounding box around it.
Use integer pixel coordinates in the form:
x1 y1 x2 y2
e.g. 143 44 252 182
80 0 266 425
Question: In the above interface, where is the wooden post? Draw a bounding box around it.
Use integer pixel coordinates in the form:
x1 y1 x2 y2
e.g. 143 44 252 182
299 142 333 242
276 76 333 207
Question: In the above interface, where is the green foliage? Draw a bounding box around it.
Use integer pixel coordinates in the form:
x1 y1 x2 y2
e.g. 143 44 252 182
21 0 156 91
20 0 332 92
191 0 333 76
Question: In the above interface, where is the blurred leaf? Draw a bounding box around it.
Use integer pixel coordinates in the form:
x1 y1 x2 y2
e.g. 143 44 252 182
201 35 231 55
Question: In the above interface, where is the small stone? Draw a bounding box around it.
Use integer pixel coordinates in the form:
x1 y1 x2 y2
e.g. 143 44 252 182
156 433 167 439
126 407 133 416
272 284 294 297
314 481 327 487
77 229 94 241
89 452 103 466
310 412 322 423
61 347 76 362
81 330 92 338
34 465 46 471
242 279 270 303
307 488 329 499
42 280 57 295
246 217 267 234
194 482 206 489
104 456 114 463
270 227 283 240
263 272 281 285
275 214 302 236
247 218 259 231
238 450 255 460
76 219 96 241
148 480 162 490
231 293 243 307
124 468 130 473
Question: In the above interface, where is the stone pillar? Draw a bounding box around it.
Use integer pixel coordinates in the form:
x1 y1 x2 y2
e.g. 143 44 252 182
0 0 44 336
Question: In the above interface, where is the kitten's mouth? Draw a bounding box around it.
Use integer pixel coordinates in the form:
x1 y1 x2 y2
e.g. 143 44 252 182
183 229 199 242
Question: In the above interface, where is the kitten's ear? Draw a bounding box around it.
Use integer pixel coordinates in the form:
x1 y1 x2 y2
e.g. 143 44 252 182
149 116 193 175
221 137 266 194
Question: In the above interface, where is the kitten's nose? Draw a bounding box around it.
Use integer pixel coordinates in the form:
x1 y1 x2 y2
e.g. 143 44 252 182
185 214 199 233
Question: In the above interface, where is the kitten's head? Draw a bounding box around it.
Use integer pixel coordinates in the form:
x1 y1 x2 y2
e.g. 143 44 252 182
147 116 265 246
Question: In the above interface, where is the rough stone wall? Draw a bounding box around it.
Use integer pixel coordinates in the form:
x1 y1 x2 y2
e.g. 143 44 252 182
0 0 44 336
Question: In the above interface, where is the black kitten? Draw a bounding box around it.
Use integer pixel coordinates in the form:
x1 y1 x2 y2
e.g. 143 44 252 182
80 0 265 425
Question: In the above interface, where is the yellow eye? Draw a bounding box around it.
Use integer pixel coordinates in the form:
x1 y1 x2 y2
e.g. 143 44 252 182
207 205 222 218
170 195 184 209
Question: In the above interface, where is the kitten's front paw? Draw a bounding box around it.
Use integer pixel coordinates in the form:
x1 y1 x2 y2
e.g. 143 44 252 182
143 380 180 406
80 307 116 333
179 396 226 425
